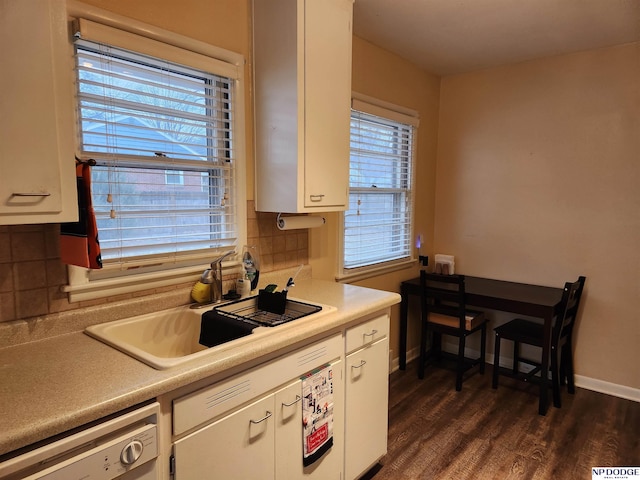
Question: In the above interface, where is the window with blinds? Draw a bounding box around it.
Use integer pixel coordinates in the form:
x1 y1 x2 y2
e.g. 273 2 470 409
74 39 237 270
343 101 416 273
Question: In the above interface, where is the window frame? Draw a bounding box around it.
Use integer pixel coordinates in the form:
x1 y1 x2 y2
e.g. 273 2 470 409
337 94 419 282
63 5 247 302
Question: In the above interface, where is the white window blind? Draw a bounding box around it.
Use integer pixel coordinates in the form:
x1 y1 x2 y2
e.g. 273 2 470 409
75 39 237 269
344 103 416 271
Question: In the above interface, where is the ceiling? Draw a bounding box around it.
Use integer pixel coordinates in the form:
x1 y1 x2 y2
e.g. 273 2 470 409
352 0 640 75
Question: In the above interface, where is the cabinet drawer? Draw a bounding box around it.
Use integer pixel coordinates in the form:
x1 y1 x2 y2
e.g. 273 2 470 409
345 314 389 354
173 333 342 435
174 393 275 480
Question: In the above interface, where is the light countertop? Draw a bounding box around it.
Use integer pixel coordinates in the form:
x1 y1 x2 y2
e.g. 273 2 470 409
0 278 399 457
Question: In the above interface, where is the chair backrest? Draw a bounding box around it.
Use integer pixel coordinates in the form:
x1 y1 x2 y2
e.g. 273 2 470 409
552 276 586 345
420 270 467 329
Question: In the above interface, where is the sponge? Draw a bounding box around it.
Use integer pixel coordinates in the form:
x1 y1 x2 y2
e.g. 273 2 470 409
191 281 211 303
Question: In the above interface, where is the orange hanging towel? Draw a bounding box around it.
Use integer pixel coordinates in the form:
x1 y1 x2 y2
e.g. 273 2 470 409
60 163 102 269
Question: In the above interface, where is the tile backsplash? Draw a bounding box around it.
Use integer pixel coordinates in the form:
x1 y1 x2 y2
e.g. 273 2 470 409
0 201 308 325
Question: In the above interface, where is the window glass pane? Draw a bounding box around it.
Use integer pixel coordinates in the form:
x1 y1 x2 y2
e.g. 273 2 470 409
92 166 233 259
344 109 414 271
76 46 232 163
75 41 237 265
345 192 409 267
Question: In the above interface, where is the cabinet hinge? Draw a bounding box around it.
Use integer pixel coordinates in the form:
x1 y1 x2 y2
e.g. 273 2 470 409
169 454 176 478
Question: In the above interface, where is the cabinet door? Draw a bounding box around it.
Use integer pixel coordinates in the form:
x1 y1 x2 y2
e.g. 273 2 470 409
173 394 275 480
303 0 352 209
275 362 343 480
345 338 389 480
274 380 304 479
0 0 77 223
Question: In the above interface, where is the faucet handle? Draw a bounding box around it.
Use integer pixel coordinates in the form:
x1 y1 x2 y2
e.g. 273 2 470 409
200 268 214 284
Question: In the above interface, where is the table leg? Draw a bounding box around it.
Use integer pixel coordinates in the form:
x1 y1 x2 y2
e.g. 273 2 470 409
399 285 408 370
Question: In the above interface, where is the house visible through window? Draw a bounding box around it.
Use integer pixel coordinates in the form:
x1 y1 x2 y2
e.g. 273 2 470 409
165 170 185 185
341 96 418 278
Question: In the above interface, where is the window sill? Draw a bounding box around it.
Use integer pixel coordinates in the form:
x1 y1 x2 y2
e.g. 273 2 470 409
63 261 242 303
335 259 417 284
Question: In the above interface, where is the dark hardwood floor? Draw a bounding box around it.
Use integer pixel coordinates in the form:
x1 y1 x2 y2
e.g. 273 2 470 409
362 361 640 480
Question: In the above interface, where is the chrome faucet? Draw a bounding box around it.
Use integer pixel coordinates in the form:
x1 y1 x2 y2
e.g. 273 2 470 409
201 250 236 304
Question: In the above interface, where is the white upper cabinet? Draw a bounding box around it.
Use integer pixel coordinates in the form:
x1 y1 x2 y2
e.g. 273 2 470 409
253 0 353 213
0 0 77 224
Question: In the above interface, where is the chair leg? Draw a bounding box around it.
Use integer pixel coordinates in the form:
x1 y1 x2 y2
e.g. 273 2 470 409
479 325 487 374
433 332 442 360
550 345 562 408
562 344 576 394
418 321 427 380
559 342 567 387
456 335 466 391
512 341 520 375
492 332 501 389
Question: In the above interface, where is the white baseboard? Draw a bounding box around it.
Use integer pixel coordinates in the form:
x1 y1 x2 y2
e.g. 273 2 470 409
574 375 640 403
389 347 640 403
389 346 419 373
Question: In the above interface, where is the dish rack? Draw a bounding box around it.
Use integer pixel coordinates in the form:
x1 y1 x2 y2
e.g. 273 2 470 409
213 296 322 327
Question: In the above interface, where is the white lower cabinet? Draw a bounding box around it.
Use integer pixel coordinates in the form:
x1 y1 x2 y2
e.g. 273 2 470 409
170 335 343 480
174 392 275 479
275 380 305 479
344 315 390 480
167 311 390 480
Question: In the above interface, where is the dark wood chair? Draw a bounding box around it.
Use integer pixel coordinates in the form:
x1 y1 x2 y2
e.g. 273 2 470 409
492 276 586 409
418 271 488 391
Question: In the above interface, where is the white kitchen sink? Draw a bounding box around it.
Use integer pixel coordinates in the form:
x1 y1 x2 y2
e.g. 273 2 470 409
85 297 336 370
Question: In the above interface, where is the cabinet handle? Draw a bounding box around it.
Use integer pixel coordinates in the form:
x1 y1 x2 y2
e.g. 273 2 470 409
352 360 366 369
309 194 325 202
249 411 272 424
282 395 302 407
363 329 378 338
11 192 51 197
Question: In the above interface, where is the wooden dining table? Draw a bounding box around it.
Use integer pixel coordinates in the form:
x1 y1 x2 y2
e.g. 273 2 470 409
399 275 565 415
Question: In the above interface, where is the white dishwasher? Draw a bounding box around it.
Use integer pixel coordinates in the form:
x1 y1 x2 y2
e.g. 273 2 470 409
0 402 160 480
